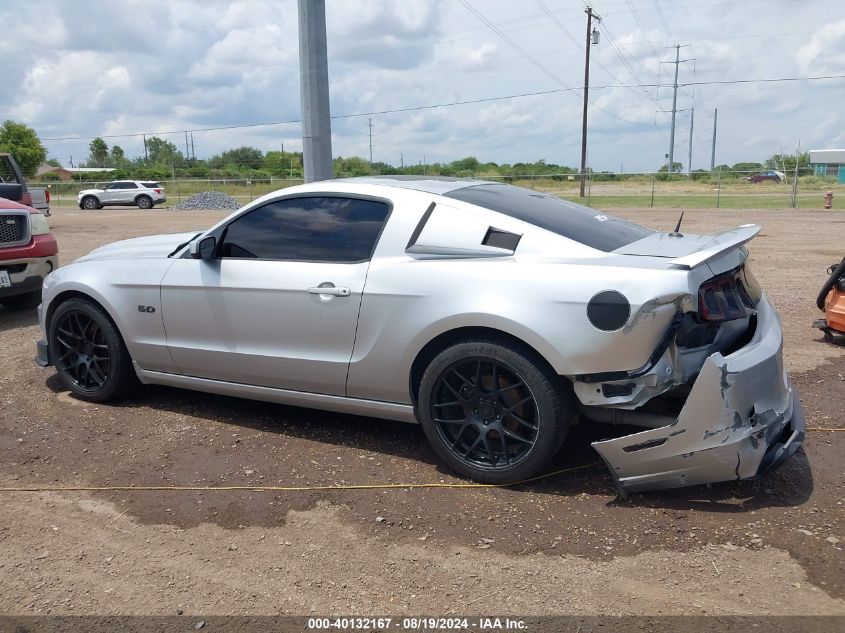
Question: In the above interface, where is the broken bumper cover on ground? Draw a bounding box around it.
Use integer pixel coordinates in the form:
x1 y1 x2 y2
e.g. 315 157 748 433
592 295 805 495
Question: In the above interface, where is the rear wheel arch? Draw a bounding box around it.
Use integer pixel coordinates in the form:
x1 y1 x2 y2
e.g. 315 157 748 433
408 326 569 405
135 194 153 209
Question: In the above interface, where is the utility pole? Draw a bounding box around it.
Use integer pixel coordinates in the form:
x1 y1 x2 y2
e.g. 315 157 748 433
663 44 692 174
710 107 718 171
579 6 600 197
400 153 404 169
687 107 694 174
667 44 680 174
185 131 190 161
190 132 195 160
142 134 148 162
368 118 374 165
298 0 333 182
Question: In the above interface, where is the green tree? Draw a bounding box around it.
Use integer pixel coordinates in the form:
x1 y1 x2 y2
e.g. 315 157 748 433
765 152 809 172
731 161 764 174
146 136 183 165
109 145 127 166
46 157 62 167
333 156 372 177
208 146 264 169
0 120 47 177
88 137 109 167
657 161 683 173
265 150 302 177
449 156 481 174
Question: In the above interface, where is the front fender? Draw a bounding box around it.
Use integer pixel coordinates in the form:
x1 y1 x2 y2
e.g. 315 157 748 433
41 259 177 373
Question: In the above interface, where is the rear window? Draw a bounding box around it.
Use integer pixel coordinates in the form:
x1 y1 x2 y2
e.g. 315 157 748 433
444 184 653 252
141 182 161 188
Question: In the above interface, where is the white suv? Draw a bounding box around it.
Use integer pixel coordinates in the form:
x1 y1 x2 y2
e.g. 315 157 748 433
77 181 167 210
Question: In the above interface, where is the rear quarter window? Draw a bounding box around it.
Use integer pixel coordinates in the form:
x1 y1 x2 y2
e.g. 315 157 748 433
141 182 161 188
444 184 653 252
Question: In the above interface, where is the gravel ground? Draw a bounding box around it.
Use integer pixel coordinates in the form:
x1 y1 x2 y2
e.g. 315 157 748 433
172 191 241 210
0 205 843 616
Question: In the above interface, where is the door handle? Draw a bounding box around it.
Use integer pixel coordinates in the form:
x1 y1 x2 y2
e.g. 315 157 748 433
307 283 351 297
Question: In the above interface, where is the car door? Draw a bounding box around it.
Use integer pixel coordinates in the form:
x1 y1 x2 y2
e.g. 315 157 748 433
116 181 138 203
99 183 118 203
159 195 391 396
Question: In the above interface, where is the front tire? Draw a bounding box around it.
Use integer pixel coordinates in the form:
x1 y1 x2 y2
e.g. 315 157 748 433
136 195 152 209
48 298 138 402
417 339 573 484
81 196 99 210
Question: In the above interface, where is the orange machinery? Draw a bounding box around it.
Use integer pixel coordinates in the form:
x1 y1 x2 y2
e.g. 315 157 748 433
814 255 845 341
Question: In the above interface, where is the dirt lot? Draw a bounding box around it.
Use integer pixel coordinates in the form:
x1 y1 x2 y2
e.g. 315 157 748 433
1 205 843 616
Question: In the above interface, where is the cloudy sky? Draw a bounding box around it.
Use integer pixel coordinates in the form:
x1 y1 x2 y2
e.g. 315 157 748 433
3 0 844 172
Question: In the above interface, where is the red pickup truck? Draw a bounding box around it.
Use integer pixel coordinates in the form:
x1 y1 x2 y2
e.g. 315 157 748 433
0 154 58 310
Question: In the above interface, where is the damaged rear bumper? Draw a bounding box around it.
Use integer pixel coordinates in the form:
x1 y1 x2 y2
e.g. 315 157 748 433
592 295 805 495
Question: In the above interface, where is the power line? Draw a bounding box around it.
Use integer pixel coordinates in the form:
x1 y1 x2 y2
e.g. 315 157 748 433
535 1 655 124
40 74 845 142
653 0 673 40
534 0 579 46
461 0 650 126
626 0 658 56
457 0 575 93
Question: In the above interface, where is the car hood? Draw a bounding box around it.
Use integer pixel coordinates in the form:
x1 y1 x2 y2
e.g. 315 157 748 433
76 231 200 262
78 188 104 196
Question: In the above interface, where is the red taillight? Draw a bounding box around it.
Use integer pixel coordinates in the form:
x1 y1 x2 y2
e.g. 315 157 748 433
155 188 161 194
698 270 755 322
45 190 50 203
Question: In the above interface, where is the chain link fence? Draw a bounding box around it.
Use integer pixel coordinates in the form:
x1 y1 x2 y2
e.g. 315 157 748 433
35 169 844 210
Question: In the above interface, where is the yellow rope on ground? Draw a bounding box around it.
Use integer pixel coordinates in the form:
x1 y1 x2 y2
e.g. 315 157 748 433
0 428 839 494
0 462 602 493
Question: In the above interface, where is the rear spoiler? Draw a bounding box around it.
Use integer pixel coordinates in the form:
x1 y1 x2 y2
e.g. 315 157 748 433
670 224 760 270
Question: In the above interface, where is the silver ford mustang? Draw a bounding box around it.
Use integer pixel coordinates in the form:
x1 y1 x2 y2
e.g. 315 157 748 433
34 177 804 493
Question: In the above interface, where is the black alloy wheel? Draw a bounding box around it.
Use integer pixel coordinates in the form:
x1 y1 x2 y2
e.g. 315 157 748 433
53 308 112 392
48 298 137 401
418 339 572 484
431 357 539 470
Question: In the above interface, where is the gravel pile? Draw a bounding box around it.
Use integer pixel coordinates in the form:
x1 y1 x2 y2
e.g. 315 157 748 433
173 191 241 210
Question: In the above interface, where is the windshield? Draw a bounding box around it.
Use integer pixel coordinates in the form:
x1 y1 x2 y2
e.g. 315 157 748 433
444 184 653 252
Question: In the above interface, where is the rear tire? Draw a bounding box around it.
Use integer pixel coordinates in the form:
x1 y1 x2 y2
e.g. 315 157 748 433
417 338 573 484
81 196 99 210
48 298 138 402
1 290 41 310
136 195 152 209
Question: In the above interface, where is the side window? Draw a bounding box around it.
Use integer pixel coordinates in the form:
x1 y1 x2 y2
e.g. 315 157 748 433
119 182 137 189
219 196 390 262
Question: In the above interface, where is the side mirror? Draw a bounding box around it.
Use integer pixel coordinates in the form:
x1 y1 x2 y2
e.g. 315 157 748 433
189 235 217 260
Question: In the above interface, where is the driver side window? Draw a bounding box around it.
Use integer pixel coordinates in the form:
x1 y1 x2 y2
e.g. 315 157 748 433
219 196 390 262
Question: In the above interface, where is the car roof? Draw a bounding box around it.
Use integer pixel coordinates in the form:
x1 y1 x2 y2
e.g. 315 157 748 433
338 175 497 195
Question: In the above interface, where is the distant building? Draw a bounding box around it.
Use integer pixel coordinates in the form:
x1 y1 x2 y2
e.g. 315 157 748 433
809 149 845 184
35 164 116 181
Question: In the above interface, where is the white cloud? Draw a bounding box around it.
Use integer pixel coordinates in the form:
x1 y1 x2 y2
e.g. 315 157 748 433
0 0 843 171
